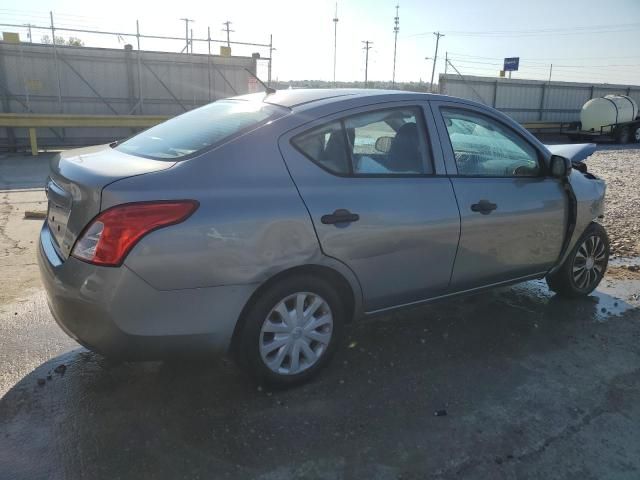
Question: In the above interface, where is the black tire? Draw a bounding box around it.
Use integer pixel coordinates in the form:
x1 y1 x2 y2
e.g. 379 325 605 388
616 126 630 144
237 274 344 387
632 124 640 144
546 222 609 298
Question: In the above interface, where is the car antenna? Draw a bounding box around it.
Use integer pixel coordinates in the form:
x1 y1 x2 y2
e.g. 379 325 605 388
244 68 276 96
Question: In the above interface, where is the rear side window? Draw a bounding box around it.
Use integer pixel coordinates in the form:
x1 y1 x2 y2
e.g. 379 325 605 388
291 106 432 176
116 100 284 160
291 121 350 174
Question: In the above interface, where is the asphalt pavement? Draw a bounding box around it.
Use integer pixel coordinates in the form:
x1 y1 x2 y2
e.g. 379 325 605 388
1 151 640 479
1 280 639 479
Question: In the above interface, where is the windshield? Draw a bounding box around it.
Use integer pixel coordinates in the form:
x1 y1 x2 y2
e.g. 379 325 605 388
116 100 284 160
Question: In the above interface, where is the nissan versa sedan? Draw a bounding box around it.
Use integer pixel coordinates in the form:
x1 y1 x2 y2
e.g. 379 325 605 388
39 89 608 385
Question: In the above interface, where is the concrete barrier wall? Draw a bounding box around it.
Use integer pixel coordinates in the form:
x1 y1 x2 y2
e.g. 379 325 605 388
0 42 257 148
439 74 640 123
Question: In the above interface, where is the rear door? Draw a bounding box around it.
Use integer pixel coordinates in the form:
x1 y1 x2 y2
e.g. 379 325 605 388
279 102 460 313
431 100 567 291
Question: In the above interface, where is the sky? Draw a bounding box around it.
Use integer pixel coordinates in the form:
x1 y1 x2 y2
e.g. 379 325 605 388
1 0 640 85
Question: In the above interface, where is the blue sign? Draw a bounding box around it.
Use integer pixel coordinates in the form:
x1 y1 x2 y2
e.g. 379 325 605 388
504 57 519 72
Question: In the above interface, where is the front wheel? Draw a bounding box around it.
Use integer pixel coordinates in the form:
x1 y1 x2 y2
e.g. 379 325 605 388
633 124 640 144
546 222 609 297
237 275 344 387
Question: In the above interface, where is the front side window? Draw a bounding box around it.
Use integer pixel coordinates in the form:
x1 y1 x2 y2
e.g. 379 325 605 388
442 108 541 177
117 100 284 160
291 107 432 176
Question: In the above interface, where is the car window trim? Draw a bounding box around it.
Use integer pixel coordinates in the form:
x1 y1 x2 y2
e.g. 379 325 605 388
290 104 437 178
436 104 549 178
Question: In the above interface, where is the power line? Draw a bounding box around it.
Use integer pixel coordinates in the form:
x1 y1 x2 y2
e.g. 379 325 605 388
448 57 640 71
409 22 640 38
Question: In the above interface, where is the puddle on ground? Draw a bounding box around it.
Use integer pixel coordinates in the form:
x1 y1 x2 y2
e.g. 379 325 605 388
609 256 640 268
508 278 637 323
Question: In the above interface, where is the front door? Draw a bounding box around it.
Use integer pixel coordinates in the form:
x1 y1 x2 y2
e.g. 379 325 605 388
431 101 567 291
279 102 460 312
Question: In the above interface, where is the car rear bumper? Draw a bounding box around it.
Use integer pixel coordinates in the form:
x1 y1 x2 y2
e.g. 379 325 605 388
38 223 256 360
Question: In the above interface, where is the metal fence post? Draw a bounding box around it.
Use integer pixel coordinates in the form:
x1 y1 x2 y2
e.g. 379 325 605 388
190 28 196 107
268 34 273 86
207 26 212 102
0 44 17 151
136 20 144 114
49 11 63 113
538 83 547 121
124 44 137 129
492 80 498 108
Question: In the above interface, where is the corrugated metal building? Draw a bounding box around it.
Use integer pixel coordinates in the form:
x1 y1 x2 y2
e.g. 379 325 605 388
0 42 258 148
439 74 640 123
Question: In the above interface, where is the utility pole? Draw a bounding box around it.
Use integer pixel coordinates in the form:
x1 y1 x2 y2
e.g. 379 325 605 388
392 4 399 88
444 51 448 76
333 2 339 86
24 24 33 43
190 28 193 53
548 63 553 83
429 31 444 93
180 18 194 53
362 40 373 88
222 21 234 48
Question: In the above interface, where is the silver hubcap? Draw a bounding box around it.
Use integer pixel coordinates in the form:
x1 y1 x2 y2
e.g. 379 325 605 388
572 235 607 290
634 127 640 142
259 292 333 375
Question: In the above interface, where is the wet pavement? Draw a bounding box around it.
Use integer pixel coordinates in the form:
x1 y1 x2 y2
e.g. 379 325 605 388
2 280 640 479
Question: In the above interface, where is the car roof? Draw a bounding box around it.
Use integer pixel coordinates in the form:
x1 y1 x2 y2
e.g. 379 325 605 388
231 88 449 110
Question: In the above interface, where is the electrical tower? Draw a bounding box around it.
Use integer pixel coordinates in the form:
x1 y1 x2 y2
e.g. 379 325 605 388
333 2 339 86
222 21 234 48
392 4 399 87
362 40 373 88
180 18 194 53
429 32 444 92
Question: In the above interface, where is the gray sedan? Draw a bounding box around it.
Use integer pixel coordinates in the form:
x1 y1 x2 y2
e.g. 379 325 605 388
39 89 608 386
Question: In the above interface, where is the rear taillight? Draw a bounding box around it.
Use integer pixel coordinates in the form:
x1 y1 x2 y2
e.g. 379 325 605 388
71 200 198 267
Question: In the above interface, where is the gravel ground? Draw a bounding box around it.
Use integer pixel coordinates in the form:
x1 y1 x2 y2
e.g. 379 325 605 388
587 144 640 259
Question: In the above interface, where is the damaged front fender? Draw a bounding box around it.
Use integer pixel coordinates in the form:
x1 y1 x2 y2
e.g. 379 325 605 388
549 169 606 274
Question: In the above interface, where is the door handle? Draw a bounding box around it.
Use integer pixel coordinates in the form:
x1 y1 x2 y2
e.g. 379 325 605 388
470 200 497 215
321 209 360 225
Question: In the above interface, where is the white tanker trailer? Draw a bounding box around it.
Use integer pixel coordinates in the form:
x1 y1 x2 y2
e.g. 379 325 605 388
566 94 640 143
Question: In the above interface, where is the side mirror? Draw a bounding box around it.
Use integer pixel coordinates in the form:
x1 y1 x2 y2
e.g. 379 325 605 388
550 155 572 178
374 136 393 154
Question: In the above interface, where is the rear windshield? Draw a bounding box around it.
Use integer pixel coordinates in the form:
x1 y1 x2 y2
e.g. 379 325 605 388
116 100 284 160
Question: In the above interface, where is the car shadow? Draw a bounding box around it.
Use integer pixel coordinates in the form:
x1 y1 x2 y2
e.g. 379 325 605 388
0 280 638 479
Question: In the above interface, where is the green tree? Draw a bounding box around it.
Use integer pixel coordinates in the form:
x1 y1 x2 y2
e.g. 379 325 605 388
40 35 84 46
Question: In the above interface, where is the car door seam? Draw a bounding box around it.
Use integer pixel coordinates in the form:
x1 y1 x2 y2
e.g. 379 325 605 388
275 140 366 304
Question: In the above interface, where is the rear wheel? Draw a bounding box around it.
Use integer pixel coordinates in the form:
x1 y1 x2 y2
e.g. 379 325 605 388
616 126 630 144
633 124 640 144
237 275 344 387
546 223 609 297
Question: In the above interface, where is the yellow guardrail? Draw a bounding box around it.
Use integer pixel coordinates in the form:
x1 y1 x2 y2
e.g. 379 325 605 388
0 113 170 156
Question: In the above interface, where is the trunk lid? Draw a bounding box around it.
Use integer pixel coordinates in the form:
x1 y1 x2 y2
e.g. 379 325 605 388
46 144 176 259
